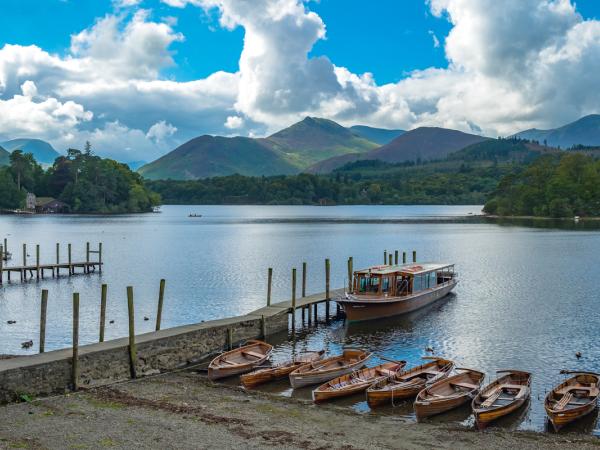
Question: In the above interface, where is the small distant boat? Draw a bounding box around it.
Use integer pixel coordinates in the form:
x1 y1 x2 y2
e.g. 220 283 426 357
414 368 485 420
240 350 325 388
189 213 202 218
545 371 600 431
208 340 273 381
471 370 531 429
289 349 372 389
312 360 406 403
366 357 454 407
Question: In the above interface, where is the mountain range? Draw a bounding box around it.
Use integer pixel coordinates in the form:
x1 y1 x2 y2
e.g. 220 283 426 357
512 114 600 148
0 138 61 165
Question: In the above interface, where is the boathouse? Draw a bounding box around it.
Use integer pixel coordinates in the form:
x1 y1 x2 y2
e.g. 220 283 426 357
35 197 69 214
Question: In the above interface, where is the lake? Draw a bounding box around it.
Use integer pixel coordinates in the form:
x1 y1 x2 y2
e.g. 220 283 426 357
1 204 600 434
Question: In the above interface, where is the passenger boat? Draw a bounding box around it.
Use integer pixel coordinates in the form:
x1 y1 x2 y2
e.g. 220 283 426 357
240 350 325 388
366 357 455 407
414 368 485 420
312 360 406 403
336 263 457 322
289 349 372 389
208 340 273 381
544 371 600 431
471 370 531 429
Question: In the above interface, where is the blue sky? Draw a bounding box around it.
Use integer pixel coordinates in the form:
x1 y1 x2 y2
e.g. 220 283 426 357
1 0 600 160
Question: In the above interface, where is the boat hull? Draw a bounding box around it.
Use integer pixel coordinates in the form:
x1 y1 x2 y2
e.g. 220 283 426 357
338 281 457 322
473 398 527 429
313 380 375 403
415 394 472 420
546 402 597 431
367 383 423 407
290 353 372 389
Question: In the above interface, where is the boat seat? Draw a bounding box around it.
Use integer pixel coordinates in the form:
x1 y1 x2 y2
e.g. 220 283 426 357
555 393 573 411
556 385 599 396
221 359 238 366
376 369 396 377
451 381 478 390
480 390 501 408
242 350 264 359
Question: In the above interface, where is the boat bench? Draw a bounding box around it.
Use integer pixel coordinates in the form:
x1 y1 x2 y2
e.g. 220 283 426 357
376 369 396 377
242 351 264 359
555 393 573 411
556 385 599 396
451 381 478 390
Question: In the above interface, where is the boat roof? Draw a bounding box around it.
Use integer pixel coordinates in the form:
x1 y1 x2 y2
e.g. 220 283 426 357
355 262 454 276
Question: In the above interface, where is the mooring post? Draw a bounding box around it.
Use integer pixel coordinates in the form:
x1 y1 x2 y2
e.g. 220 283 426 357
383 250 387 264
403 251 406 264
302 262 307 297
36 244 40 280
388 253 392 266
21 243 26 281
0 244 3 285
227 328 233 350
325 258 330 323
267 267 273 306
72 292 80 390
99 284 107 342
291 268 297 333
347 257 353 292
68 243 72 275
156 278 165 331
3 238 6 258
413 250 417 263
86 242 90 274
127 286 137 379
308 303 312 325
55 243 60 277
39 289 48 353
394 250 398 265
98 242 103 273
261 315 267 340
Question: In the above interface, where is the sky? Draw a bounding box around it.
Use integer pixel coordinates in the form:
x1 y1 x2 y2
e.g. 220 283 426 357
1 0 600 162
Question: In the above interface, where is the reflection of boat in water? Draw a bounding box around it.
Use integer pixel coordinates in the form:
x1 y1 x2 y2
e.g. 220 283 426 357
336 263 457 322
189 213 202 218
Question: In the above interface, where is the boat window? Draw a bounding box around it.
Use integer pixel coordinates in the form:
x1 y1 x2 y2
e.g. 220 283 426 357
359 275 380 293
413 275 423 292
382 276 391 293
429 272 437 287
396 276 409 295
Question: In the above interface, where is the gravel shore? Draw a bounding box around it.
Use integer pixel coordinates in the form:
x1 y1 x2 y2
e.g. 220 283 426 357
0 371 598 449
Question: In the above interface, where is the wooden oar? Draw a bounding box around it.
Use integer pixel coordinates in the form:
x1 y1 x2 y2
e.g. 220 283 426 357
560 370 600 376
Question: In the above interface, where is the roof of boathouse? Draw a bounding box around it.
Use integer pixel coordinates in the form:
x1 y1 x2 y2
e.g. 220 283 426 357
355 262 453 276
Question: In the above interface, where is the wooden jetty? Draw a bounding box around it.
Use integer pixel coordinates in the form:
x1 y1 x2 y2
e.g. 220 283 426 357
0 241 102 284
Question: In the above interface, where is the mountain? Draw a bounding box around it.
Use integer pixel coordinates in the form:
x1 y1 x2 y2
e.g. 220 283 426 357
349 125 405 145
125 160 147 171
0 145 9 166
267 117 378 167
0 138 61 164
138 135 298 180
512 114 600 148
307 127 488 173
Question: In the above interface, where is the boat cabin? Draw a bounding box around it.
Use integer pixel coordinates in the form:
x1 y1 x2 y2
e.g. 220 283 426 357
351 263 455 298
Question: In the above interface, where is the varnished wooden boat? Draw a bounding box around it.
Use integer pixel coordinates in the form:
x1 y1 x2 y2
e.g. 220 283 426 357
289 349 372 388
240 350 325 388
312 360 407 403
366 357 454 407
545 371 600 431
414 368 485 420
208 340 273 381
472 370 531 429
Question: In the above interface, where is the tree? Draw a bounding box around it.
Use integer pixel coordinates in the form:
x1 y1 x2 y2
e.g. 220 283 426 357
9 150 39 192
0 168 24 209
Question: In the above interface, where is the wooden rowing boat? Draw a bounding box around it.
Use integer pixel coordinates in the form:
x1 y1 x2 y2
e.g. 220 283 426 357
366 357 454 407
208 340 273 381
472 370 531 429
240 350 325 388
312 360 407 403
289 349 372 388
545 371 600 431
414 368 485 420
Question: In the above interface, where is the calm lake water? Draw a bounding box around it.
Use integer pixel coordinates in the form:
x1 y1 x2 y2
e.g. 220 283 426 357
1 205 600 434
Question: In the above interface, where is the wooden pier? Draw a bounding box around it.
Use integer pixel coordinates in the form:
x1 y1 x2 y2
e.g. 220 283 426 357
0 241 102 284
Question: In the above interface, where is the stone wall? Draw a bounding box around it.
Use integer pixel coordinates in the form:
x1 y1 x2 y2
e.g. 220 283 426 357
0 309 289 404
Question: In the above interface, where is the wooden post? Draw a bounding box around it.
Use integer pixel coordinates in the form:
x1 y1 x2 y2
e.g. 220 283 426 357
383 250 387 264
39 289 48 353
313 300 318 322
0 244 3 285
156 279 165 331
99 284 107 342
55 243 60 277
403 251 406 264
68 243 72 275
308 303 312 325
261 315 267 340
72 292 80 390
98 242 103 273
325 258 330 323
302 262 307 297
413 250 417 263
3 238 6 258
267 268 272 306
127 286 137 379
347 257 353 292
22 243 26 281
388 253 392 266
394 250 398 265
227 328 233 350
291 268 297 333
36 244 40 280
86 242 90 274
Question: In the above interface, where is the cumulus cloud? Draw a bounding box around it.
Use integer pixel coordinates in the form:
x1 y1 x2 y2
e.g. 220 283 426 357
224 115 244 129
147 120 177 142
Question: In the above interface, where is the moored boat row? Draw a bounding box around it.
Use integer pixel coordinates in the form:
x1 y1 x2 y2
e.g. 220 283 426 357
207 341 600 432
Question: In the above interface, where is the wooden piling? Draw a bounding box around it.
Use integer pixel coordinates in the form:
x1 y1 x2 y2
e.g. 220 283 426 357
325 258 330 322
68 243 72 275
302 262 307 297
99 284 107 342
413 250 417 263
291 268 297 333
308 303 312 325
403 251 406 264
267 268 273 306
126 286 137 379
0 244 3 284
347 257 353 292
39 289 48 353
36 244 40 280
383 250 387 264
98 242 103 273
86 242 90 274
261 315 267 340
21 243 26 281
394 250 398 265
72 292 80 390
56 243 60 277
156 279 165 331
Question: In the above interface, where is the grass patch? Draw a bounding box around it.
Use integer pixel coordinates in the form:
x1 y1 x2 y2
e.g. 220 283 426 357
85 398 124 410
99 437 116 447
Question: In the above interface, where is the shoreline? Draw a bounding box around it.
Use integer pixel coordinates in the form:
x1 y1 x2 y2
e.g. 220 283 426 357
0 371 597 449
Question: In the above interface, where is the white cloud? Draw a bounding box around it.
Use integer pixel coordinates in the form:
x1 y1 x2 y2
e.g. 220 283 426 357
428 30 440 48
224 115 244 129
147 120 177 142
113 0 143 8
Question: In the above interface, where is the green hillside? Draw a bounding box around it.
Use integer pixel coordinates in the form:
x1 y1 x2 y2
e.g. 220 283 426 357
349 125 404 145
1 138 61 164
138 135 298 180
0 145 9 166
